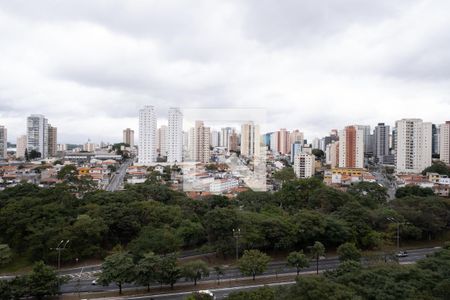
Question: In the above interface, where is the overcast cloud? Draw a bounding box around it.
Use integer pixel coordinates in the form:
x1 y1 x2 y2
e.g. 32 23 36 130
0 0 450 143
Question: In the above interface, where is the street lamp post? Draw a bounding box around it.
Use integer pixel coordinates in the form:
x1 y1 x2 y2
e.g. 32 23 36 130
232 228 241 263
50 239 70 293
51 240 70 270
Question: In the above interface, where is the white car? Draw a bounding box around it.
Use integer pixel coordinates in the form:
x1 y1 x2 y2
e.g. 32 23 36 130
396 251 408 258
91 279 97 285
198 290 216 299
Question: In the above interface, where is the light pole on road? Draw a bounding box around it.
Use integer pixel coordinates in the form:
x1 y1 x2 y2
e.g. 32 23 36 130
233 228 241 263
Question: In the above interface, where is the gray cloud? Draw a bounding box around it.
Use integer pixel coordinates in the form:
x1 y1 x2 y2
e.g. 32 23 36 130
0 0 450 143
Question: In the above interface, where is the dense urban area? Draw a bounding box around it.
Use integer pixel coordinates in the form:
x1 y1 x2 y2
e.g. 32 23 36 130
0 110 449 299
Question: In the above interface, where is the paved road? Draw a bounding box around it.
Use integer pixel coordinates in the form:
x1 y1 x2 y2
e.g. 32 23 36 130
105 159 132 192
126 282 296 300
60 247 440 295
372 166 396 200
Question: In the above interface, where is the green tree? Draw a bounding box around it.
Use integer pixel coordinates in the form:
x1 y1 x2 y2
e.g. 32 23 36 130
280 276 356 300
337 242 361 262
181 260 210 285
227 286 275 300
395 185 434 198
98 252 135 294
273 167 296 182
57 164 78 181
310 241 325 274
154 253 181 289
312 149 325 159
238 249 271 280
287 251 310 275
135 252 160 292
27 261 60 300
0 244 12 266
422 161 450 176
29 149 41 159
214 265 225 285
129 226 182 257
347 182 388 208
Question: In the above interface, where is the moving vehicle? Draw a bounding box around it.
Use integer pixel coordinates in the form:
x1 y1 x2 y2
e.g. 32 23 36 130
396 251 408 257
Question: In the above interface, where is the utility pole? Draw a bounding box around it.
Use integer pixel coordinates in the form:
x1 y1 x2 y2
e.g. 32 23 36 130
232 228 241 263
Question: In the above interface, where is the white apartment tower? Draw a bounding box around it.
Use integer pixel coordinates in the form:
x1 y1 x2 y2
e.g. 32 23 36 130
167 107 183 163
395 119 432 173
0 125 7 159
221 127 233 149
294 153 315 178
138 106 157 165
439 121 450 164
16 135 27 159
27 114 48 159
338 126 364 168
210 130 220 148
241 122 260 158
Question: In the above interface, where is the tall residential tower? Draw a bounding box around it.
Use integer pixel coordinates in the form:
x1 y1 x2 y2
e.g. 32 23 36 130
395 119 432 173
138 106 157 165
167 107 183 163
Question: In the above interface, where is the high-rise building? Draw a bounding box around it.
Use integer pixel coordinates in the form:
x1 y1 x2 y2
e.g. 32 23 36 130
57 144 67 152
241 122 260 158
167 107 183 163
138 106 157 165
229 129 239 152
182 131 189 160
220 127 233 149
374 123 390 163
439 121 450 164
312 137 320 150
289 130 304 146
16 135 27 159
356 125 372 155
47 125 57 157
432 124 440 156
338 125 364 168
157 125 168 158
293 153 315 178
210 130 220 148
83 140 96 152
395 119 432 173
27 114 48 159
188 127 195 160
123 128 135 147
270 132 278 152
194 121 210 163
273 128 289 154
0 125 7 159
326 141 339 168
262 133 272 149
291 141 303 163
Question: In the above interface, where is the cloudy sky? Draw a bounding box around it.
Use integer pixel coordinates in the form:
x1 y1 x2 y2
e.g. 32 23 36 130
1 0 450 144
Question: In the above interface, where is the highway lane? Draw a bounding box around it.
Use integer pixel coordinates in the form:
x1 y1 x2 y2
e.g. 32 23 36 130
60 247 440 294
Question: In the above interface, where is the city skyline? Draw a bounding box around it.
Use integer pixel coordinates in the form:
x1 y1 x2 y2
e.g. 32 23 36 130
1 1 450 143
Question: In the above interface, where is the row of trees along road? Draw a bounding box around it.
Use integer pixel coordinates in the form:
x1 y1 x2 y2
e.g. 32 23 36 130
226 243 450 300
97 240 363 294
0 175 449 271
